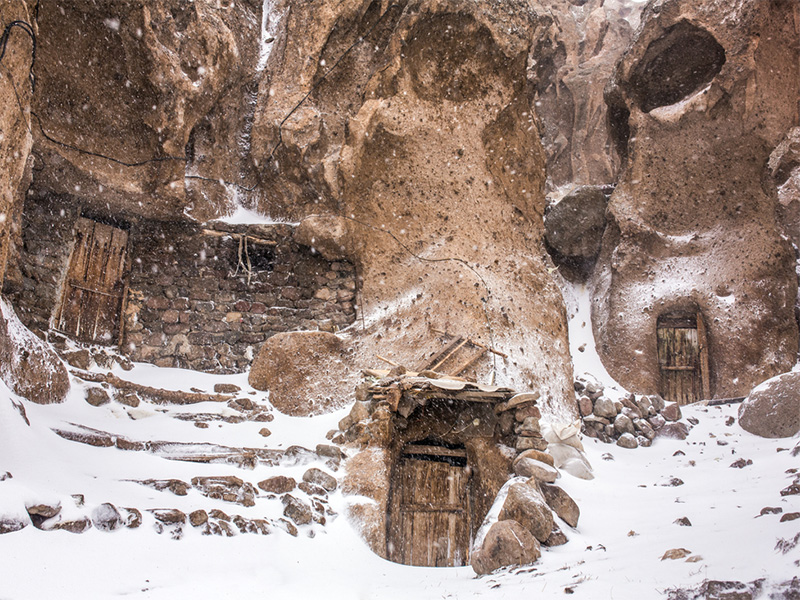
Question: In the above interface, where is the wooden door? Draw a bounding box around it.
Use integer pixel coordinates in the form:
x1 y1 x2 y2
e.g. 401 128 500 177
657 313 710 405
55 218 129 345
388 445 470 567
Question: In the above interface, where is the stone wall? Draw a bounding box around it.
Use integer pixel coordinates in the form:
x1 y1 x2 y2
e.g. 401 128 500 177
6 194 357 373
124 221 357 372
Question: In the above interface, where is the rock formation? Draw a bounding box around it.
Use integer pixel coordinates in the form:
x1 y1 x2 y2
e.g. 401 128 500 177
592 0 800 399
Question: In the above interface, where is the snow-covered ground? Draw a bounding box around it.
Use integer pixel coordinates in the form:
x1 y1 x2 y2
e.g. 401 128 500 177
1 352 798 599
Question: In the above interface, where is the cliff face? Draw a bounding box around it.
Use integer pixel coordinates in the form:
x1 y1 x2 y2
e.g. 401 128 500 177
592 0 800 398
1 0 798 413
0 1 36 287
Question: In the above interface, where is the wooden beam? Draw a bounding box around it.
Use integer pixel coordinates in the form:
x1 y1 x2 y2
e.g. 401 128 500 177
402 445 467 458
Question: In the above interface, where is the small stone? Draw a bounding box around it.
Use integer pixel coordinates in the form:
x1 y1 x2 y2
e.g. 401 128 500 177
730 458 753 469
662 477 684 487
150 509 186 525
189 510 209 527
302 468 337 492
259 427 272 437
685 555 703 563
121 507 142 528
258 476 297 494
195 422 208 429
315 444 344 461
593 397 618 419
51 517 92 534
661 548 692 560
0 516 28 534
661 402 682 422
214 383 241 394
779 512 800 522
282 495 312 525
674 517 692 527
614 413 635 436
542 524 568 547
578 396 593 417
725 416 735 427
780 484 800 496
759 507 783 516
656 422 689 440
115 391 140 408
648 414 667 430
85 387 110 407
616 433 638 449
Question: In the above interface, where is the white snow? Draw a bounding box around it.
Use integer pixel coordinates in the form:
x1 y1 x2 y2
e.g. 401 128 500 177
217 201 298 226
0 297 798 598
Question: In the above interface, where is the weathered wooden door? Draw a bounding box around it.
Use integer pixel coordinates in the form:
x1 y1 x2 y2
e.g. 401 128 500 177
55 218 129 345
388 444 471 567
657 313 710 405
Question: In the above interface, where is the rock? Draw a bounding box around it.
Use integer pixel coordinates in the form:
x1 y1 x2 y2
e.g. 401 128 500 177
738 372 800 438
298 482 326 497
545 186 608 262
91 503 122 532
674 517 692 527
516 449 554 468
498 481 554 543
515 435 548 453
635 395 655 417
302 468 337 492
656 422 690 440
661 477 685 487
513 458 559 483
258 427 271 437
781 484 800 497
50 517 92 534
647 395 666 413
137 479 190 496
594 0 800 400
730 459 753 469
282 495 312 526
661 548 692 561
780 513 800 522
578 396 593 417
0 516 28 534
648 414 667 431
614 413 635 436
542 524 568 547
190 476 257 507
121 508 142 529
616 433 638 449
85 387 110 407
294 215 353 261
315 444 345 461
661 402 682 422
189 510 209 527
593 397 618 419
257 476 297 495
539 483 579 528
0 306 69 405
470 520 541 575
213 383 241 394
248 331 355 417
759 507 783 516
115 391 141 408
150 509 186 525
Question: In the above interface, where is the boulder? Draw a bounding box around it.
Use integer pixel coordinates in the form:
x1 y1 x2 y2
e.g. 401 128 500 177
302 468 337 492
539 483 580 528
0 516 28 534
0 303 69 405
470 520 541 575
498 481 554 543
656 422 690 440
738 372 800 438
91 503 122 532
616 433 638 449
545 186 608 261
248 331 355 417
513 458 558 483
614 413 635 436
85 387 110 407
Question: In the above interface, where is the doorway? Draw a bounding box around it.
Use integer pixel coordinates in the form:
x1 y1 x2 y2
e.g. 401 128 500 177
54 217 130 345
657 311 710 405
387 440 471 567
